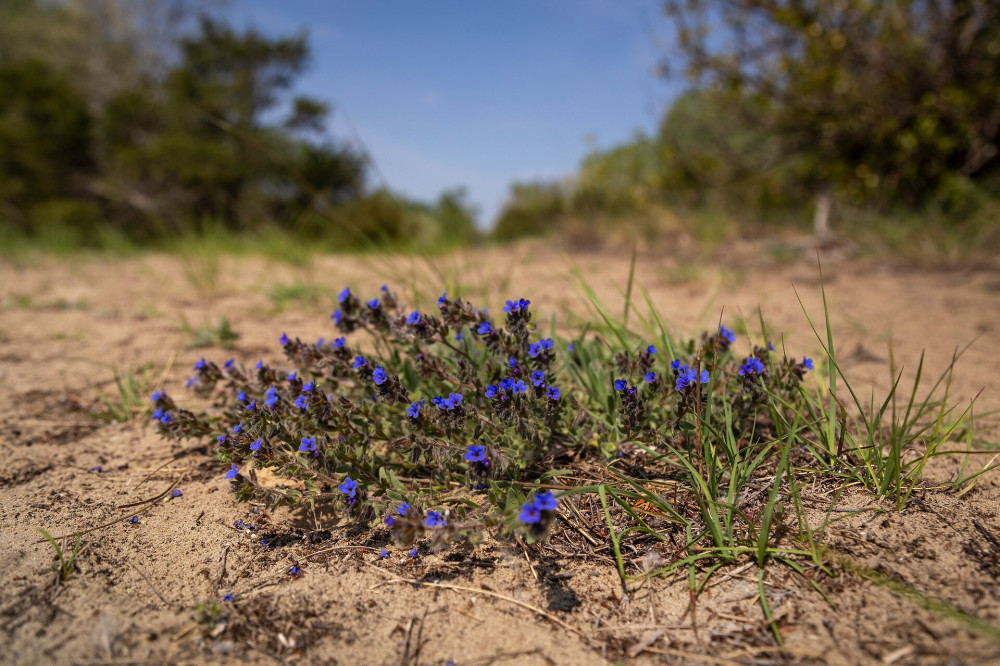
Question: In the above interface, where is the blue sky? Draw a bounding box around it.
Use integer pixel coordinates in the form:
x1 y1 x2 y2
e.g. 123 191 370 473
234 1 678 227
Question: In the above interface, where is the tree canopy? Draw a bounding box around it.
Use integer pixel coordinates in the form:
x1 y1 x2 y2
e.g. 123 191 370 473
0 0 476 249
661 0 1000 208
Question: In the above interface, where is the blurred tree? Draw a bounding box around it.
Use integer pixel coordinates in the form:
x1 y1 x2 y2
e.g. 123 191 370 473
491 182 568 241
0 59 94 229
661 0 1000 209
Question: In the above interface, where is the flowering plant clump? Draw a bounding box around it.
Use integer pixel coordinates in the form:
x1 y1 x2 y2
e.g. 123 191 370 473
151 286 817 551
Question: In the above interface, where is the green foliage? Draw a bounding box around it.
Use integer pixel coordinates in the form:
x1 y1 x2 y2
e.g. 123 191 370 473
37 528 83 584
491 181 568 241
94 364 157 423
0 1 471 252
0 59 93 230
184 317 240 349
662 0 1000 209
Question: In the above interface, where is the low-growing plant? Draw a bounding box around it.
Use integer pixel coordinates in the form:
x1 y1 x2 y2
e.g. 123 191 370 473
94 364 157 423
153 283 820 550
182 316 240 349
37 529 83 584
150 273 979 642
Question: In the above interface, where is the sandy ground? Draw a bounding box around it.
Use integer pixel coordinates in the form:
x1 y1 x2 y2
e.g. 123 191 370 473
2 243 1000 665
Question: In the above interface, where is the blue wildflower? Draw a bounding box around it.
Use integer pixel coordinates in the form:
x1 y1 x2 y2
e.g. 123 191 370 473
720 325 736 344
499 378 515 391
803 357 814 370
671 359 682 370
567 342 575 352
519 503 541 524
384 515 396 527
513 380 528 394
233 422 242 433
255 359 263 369
194 358 206 370
225 358 235 369
294 395 309 409
223 594 234 602
150 390 163 402
250 438 262 451
367 298 379 309
172 488 182 498
159 412 172 424
485 385 498 398
397 502 411 515
534 491 558 511
528 343 541 357
540 338 554 350
425 510 446 528
437 292 448 306
407 311 420 324
339 287 351 303
353 356 366 369
738 356 765 376
647 345 658 354
225 463 240 480
547 386 561 400
332 309 342 325
406 400 424 419
675 366 711 391
455 332 463 341
464 444 487 462
286 371 297 382
289 564 301 576
264 386 278 408
410 547 419 558
298 436 316 453
153 408 164 420
129 516 139 525
279 333 289 345
338 476 358 498
237 391 246 402
614 379 627 391
531 370 545 387
380 548 389 558
373 366 388 385
503 298 531 313
477 321 492 335
644 371 656 383
303 380 314 392
334 337 346 348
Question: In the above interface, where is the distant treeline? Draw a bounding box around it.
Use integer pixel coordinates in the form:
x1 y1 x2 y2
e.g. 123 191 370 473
0 0 478 251
494 0 1000 247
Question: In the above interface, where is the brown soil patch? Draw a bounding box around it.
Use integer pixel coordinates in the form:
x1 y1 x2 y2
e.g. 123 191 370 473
2 245 999 665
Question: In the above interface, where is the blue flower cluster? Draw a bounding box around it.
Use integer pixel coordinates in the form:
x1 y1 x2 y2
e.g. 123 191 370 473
675 364 710 391
432 393 464 410
485 377 529 398
503 298 530 313
528 338 554 357
738 356 765 376
519 491 558 524
425 510 446 528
